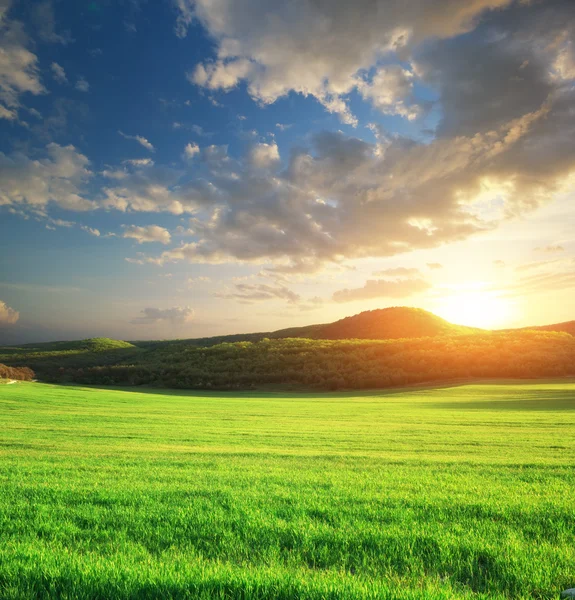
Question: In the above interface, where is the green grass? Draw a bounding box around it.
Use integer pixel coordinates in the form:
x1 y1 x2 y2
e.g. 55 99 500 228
0 382 574 599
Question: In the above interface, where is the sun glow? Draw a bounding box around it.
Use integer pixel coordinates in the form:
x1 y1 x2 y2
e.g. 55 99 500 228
434 288 515 329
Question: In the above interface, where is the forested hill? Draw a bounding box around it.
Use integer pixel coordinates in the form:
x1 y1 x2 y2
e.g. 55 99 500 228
519 321 575 336
2 308 575 390
137 307 476 349
296 307 477 340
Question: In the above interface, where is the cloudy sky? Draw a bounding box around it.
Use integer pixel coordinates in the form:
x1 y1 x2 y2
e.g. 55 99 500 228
1 0 574 343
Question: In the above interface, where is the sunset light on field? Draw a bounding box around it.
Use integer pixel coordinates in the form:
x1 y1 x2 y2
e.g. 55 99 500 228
2 3 575 598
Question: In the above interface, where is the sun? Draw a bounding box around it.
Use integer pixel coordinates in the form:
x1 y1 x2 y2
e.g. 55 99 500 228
433 289 514 329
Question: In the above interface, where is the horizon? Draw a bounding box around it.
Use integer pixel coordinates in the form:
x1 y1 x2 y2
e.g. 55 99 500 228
1 0 575 344
2 305 571 346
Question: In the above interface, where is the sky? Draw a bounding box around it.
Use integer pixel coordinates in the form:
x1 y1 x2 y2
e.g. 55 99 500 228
0 0 574 344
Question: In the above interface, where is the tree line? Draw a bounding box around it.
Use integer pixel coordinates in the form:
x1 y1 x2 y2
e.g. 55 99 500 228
5 330 573 391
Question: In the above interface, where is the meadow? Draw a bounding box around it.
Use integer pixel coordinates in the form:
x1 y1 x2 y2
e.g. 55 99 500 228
0 381 574 599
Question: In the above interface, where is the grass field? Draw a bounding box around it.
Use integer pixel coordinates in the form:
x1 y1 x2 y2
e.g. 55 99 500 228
0 382 574 599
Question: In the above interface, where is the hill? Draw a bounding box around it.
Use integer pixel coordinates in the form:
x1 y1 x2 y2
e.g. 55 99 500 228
135 307 473 349
2 310 575 391
522 321 575 336
299 307 477 340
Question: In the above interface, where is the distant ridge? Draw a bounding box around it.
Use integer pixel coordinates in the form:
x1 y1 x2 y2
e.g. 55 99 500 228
517 321 575 336
2 309 574 350
288 307 477 340
137 307 478 349
9 338 136 352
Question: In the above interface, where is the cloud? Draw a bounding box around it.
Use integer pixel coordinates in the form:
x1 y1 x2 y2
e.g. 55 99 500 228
0 300 19 324
427 263 443 270
101 163 195 214
509 266 575 297
0 17 45 120
80 225 100 237
3 0 575 282
131 306 194 325
50 62 67 84
373 267 421 277
333 277 431 303
122 158 154 167
515 258 566 273
30 0 71 44
118 131 155 152
183 142 200 160
534 244 565 253
248 142 280 170
188 276 211 285
356 65 422 120
123 225 171 245
145 104 561 268
183 0 514 123
0 143 94 211
216 283 300 304
189 58 255 91
75 77 89 92
172 0 194 38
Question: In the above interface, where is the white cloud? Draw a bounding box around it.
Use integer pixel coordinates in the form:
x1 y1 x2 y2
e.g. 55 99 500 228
183 142 200 160
81 225 100 236
0 18 45 120
333 277 431 302
131 306 194 325
123 225 172 245
0 103 14 119
50 62 67 84
356 65 421 120
373 267 421 277
118 131 155 152
188 58 255 91
0 143 93 211
183 0 514 123
248 142 280 170
172 0 194 38
0 300 19 324
122 158 154 167
216 283 300 304
75 77 89 92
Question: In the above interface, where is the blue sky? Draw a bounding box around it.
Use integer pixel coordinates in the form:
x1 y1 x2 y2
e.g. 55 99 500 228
1 0 574 343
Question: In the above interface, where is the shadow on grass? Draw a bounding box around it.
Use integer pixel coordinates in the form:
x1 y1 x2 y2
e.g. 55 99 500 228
36 377 575 403
429 396 575 411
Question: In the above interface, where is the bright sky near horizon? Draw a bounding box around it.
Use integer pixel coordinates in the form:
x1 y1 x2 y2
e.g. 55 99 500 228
0 0 574 343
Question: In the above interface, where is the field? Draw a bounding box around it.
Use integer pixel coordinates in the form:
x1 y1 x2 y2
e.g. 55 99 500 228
0 382 574 599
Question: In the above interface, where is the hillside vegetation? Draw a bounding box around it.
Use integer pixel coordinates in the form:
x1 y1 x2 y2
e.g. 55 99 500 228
1 381 574 599
1 308 574 390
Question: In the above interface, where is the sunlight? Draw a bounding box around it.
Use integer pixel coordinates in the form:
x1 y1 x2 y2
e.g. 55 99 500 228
434 289 514 329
